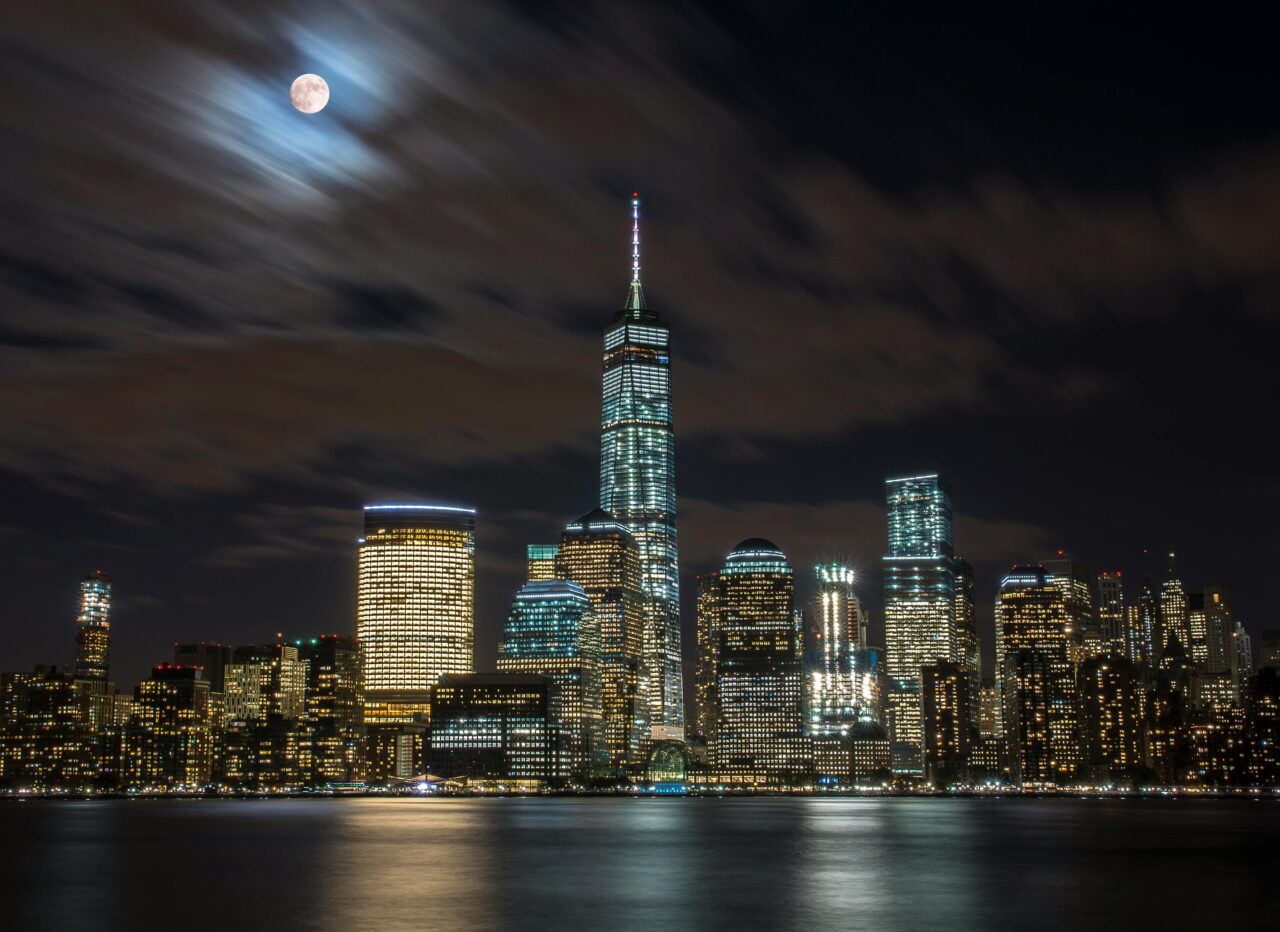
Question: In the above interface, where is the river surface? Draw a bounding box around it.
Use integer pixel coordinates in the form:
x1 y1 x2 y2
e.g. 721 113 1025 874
1 797 1276 931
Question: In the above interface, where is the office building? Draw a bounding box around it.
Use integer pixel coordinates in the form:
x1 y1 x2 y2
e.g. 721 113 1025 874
706 540 808 783
598 196 683 738
694 571 723 745
1186 705 1246 787
1186 594 1209 666
1078 655 1143 784
0 666 99 791
228 643 306 722
1127 578 1160 667
298 635 364 785
497 579 603 779
1202 587 1238 704
1159 552 1190 653
1043 556 1095 663
173 642 232 693
555 509 646 768
847 720 892 785
357 504 476 722
1245 668 1280 786
883 474 956 775
1233 622 1253 688
526 544 560 582
997 566 1079 787
427 674 563 785
953 558 981 729
921 660 972 786
809 563 861 738
1097 571 1126 657
122 665 213 790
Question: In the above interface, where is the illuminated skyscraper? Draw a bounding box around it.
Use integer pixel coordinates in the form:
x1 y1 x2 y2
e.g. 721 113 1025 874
228 643 306 721
555 509 646 767
1127 578 1160 667
1187 593 1210 666
694 571 722 744
997 566 1079 787
1159 552 1190 653
1042 556 1095 663
357 504 476 723
953 558 981 729
1079 655 1143 784
808 563 860 737
74 570 112 683
883 474 956 774
1202 586 1237 704
921 660 972 786
598 195 683 738
298 635 363 785
526 544 560 582
497 579 603 778
1097 572 1126 656
707 540 808 782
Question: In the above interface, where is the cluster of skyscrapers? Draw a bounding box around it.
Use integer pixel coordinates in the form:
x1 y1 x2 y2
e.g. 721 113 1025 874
3 199 1279 794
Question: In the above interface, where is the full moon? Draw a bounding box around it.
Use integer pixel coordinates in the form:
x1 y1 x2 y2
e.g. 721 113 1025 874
290 74 329 114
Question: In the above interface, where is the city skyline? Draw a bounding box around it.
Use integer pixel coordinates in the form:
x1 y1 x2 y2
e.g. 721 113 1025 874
3 4 1278 699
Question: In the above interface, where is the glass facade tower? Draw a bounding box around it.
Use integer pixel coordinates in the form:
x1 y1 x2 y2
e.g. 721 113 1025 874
357 504 476 722
883 474 956 774
598 195 683 737
497 579 603 778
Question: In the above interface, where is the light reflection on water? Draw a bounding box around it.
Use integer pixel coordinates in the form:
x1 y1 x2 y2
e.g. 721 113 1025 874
1 797 1277 932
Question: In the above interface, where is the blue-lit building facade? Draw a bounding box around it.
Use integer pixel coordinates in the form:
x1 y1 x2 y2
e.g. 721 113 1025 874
496 580 603 778
883 474 957 775
598 195 683 738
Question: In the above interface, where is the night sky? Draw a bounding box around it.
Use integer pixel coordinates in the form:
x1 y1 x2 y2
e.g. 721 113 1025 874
2 2 1277 697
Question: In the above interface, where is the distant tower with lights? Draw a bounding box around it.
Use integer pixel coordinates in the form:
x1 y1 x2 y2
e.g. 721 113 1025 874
74 570 113 683
598 194 683 738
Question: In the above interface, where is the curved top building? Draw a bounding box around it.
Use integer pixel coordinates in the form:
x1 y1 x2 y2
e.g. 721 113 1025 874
357 504 476 722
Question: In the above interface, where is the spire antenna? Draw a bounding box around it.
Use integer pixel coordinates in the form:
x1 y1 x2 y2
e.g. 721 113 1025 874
631 192 641 283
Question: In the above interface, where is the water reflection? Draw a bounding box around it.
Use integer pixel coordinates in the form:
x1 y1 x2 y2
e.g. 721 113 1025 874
1 797 1277 932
